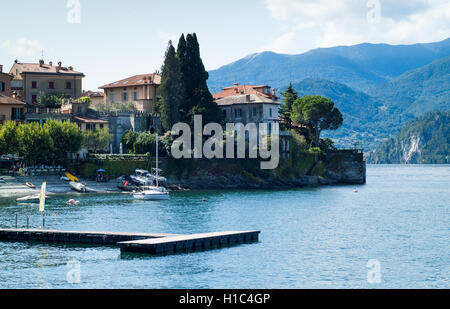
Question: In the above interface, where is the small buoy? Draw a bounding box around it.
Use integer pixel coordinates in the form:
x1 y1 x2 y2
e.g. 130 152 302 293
67 199 80 205
202 198 207 202
353 188 358 193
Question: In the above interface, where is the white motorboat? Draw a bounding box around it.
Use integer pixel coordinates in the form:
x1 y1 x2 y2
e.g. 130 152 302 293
69 181 86 193
131 169 167 185
17 194 48 203
133 134 170 201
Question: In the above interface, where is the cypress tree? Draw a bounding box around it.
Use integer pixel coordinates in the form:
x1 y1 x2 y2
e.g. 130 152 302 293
159 41 184 131
280 82 298 127
177 33 223 125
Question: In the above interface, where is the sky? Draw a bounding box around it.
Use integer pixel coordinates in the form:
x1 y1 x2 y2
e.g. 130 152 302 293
1 0 449 91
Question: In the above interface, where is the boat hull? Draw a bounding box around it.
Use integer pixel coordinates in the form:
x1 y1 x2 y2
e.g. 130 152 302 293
133 192 170 200
69 181 86 193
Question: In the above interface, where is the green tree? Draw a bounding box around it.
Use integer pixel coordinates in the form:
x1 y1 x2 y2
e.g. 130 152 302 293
121 130 139 154
17 122 54 165
44 120 82 163
134 132 156 155
82 128 111 153
291 95 343 147
0 121 20 155
159 41 183 131
36 92 64 109
280 82 298 127
177 33 223 125
79 96 93 105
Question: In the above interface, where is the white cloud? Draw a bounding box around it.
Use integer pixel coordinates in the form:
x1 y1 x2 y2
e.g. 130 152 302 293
2 38 43 57
262 0 450 53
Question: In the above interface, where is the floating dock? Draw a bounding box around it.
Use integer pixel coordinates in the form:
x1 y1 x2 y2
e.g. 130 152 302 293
118 231 260 254
0 228 260 255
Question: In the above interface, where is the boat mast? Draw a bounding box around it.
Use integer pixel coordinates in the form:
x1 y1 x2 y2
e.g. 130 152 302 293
156 133 159 188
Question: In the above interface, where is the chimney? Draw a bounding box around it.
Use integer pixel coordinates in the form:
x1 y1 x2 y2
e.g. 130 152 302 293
14 59 18 64
234 82 239 94
272 88 276 97
39 59 44 67
56 62 62 72
69 66 73 71
49 61 53 66
0 65 2 73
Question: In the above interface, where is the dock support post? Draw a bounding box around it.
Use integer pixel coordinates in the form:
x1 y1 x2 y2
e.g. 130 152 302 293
26 216 29 229
15 214 17 228
42 213 45 229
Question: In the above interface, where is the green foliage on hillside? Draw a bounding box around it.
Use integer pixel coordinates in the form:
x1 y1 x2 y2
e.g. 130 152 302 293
369 111 450 164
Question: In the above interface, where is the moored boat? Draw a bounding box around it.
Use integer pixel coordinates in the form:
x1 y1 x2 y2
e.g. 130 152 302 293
70 181 86 193
17 194 49 203
132 134 170 201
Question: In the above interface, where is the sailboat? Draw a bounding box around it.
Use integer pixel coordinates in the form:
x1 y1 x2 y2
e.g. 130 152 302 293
133 134 170 200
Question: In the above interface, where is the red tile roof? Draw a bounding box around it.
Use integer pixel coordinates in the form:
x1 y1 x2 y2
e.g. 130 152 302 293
82 90 104 98
99 74 161 89
15 62 84 76
73 116 108 124
0 94 25 105
213 83 278 101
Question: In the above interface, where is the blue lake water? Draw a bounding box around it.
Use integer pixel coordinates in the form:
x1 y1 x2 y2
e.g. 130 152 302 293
0 165 448 289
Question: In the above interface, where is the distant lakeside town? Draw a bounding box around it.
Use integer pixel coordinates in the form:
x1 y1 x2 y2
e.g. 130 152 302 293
0 33 365 189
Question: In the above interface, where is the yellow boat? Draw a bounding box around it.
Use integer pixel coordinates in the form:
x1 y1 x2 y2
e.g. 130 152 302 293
25 182 35 188
65 172 79 182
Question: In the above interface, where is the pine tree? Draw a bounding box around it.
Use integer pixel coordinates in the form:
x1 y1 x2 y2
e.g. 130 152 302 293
159 41 183 131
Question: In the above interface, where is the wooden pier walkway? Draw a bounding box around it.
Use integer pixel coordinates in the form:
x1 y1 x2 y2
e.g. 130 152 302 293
0 228 260 255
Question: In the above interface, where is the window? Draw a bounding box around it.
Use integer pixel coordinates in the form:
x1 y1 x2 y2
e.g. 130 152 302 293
110 93 115 103
49 82 54 89
0 82 4 92
122 92 128 101
253 107 257 117
100 124 104 129
235 109 242 118
31 81 37 89
222 109 227 118
269 108 273 117
31 95 37 104
133 91 138 101
12 108 23 120
66 82 72 89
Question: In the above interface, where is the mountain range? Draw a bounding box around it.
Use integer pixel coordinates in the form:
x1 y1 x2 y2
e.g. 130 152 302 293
207 38 450 151
369 111 449 164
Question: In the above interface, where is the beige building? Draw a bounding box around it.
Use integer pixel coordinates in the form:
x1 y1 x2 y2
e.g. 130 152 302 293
213 83 280 125
81 90 105 108
0 64 25 123
99 73 161 113
9 59 84 105
0 65 12 96
0 95 25 124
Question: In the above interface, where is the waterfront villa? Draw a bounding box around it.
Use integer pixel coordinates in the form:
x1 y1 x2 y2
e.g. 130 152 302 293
99 74 161 113
0 65 25 123
213 83 280 125
8 59 85 106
